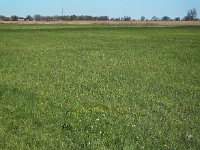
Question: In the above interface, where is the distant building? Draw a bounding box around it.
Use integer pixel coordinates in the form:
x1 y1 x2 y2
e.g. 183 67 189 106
18 17 26 21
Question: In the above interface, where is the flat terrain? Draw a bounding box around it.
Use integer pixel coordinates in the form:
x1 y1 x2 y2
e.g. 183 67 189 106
1 20 200 26
0 25 200 149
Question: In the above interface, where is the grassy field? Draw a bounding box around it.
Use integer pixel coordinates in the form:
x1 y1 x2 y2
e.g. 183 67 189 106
0 24 200 149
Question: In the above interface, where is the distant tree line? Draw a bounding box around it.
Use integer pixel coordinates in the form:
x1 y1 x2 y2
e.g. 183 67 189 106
0 14 110 21
0 8 198 21
150 8 198 21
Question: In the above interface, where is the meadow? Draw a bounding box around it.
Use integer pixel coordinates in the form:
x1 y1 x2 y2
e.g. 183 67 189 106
0 24 200 149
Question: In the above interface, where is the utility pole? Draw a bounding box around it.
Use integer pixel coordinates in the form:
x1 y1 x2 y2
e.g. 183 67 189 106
62 8 64 21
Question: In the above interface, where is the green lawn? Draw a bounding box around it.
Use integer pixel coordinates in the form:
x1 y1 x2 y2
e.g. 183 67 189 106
0 25 200 149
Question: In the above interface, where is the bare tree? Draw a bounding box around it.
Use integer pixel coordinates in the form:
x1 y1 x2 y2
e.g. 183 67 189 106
33 14 42 21
151 16 159 21
184 8 197 21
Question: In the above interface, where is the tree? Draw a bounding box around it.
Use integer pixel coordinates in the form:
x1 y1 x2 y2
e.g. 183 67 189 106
62 16 70 21
98 16 109 21
174 17 180 21
1 16 10 21
184 8 197 21
141 16 145 21
162 16 171 21
151 16 159 21
0 15 6 21
121 16 131 21
11 15 18 21
43 16 53 21
26 15 33 21
34 14 42 21
70 15 77 20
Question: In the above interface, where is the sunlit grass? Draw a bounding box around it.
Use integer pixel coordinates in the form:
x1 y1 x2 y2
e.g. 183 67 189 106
0 25 200 149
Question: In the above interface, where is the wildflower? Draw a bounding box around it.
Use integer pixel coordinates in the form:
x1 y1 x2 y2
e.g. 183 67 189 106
186 134 193 141
38 100 44 105
82 107 88 113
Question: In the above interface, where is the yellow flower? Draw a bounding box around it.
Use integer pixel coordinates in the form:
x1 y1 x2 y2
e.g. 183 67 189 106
82 107 88 113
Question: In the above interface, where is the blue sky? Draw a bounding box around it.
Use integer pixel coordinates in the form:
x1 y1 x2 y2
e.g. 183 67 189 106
0 0 199 19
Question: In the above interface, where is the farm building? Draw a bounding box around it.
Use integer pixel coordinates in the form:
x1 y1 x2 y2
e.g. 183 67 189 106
18 17 26 21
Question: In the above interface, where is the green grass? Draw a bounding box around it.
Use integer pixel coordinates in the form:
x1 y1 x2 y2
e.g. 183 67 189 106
0 24 200 149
